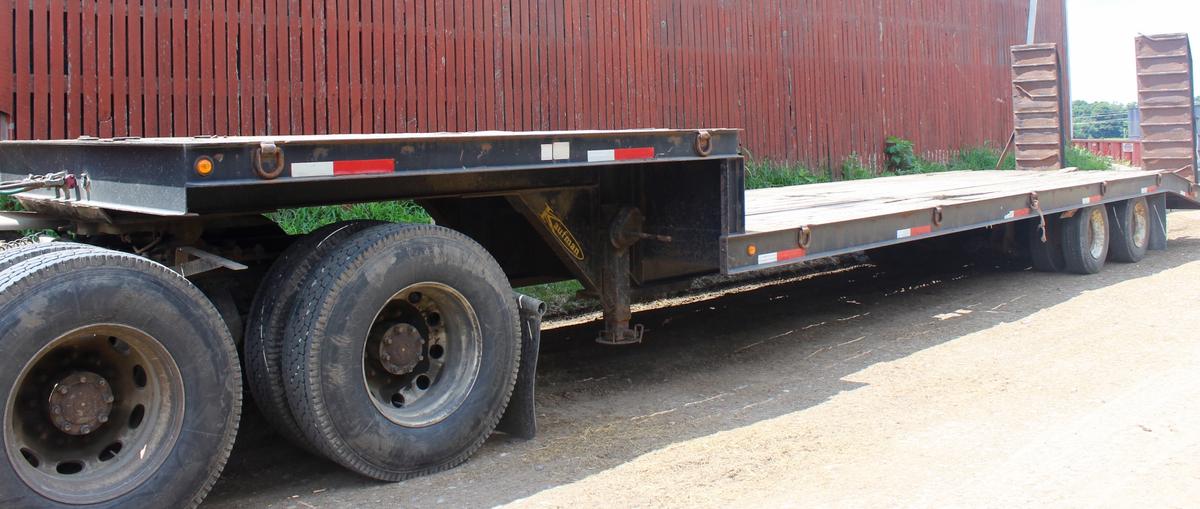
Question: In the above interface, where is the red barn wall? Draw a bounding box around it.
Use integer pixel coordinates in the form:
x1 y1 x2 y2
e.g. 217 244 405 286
1 0 1067 169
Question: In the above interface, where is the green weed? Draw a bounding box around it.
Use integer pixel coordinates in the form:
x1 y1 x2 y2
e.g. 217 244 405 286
268 200 432 235
744 159 829 189
1064 145 1114 171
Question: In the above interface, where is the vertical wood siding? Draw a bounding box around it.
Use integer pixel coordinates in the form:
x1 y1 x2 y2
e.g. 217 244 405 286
1 0 1067 169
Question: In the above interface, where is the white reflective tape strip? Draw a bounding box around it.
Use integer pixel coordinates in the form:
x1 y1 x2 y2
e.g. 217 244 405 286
757 252 778 264
896 228 912 239
552 141 570 160
291 162 334 178
542 142 571 161
1004 210 1015 219
587 149 616 162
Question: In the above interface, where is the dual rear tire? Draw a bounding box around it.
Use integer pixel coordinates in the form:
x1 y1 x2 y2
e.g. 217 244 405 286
247 223 521 480
1029 197 1152 275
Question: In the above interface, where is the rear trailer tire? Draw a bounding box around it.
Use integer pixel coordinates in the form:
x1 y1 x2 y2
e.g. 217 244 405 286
1028 216 1066 272
283 224 521 481
243 220 383 454
1107 197 1150 263
0 249 240 509
0 241 98 273
1062 205 1110 275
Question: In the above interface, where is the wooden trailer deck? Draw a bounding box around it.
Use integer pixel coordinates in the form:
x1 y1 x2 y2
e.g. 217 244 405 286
724 169 1200 273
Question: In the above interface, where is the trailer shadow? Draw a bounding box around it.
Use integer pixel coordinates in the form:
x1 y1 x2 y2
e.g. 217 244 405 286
204 232 1200 508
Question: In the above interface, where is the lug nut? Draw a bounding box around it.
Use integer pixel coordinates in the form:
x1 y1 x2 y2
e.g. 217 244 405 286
51 405 61 415
80 425 91 434
104 395 114 403
384 338 393 345
98 415 108 423
408 292 422 303
381 353 391 362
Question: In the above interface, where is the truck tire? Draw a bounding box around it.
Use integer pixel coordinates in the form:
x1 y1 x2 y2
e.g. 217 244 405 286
0 249 240 509
243 220 382 454
283 223 520 481
1107 197 1150 263
1062 205 1109 275
0 241 97 273
1028 216 1066 272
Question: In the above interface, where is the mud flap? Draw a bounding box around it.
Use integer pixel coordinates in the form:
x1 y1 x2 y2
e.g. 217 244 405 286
1148 193 1168 251
496 293 546 439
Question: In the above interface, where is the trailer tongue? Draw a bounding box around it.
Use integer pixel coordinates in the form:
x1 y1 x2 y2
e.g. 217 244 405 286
0 128 1198 508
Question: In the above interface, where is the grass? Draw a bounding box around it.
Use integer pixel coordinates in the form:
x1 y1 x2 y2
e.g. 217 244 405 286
0 195 21 212
268 201 432 235
745 159 828 189
744 143 1018 189
515 280 591 314
1064 145 1114 171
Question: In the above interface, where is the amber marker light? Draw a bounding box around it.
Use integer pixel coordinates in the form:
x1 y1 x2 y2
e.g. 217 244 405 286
195 156 214 176
747 244 757 256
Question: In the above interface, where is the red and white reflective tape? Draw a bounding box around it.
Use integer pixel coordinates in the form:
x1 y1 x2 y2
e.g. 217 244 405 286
896 225 932 239
757 247 806 265
291 159 395 178
1080 195 1103 205
1003 208 1031 220
1140 185 1158 194
586 147 655 162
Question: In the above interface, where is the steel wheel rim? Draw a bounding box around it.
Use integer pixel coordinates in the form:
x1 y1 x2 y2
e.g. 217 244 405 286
362 282 482 427
1088 208 1107 259
4 324 184 505
1132 201 1149 249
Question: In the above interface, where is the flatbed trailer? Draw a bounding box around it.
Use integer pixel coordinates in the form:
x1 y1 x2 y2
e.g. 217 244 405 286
0 128 1197 508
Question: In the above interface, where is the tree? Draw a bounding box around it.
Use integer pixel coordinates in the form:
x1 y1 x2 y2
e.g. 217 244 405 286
1072 100 1133 139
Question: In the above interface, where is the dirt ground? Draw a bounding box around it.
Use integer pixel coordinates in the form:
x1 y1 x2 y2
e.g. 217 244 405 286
204 211 1200 509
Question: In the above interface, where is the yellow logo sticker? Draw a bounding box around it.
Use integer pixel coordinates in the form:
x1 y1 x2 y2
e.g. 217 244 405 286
539 204 585 260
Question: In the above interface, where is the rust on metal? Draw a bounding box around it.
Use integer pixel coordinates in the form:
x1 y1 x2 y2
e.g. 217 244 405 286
378 323 425 376
48 371 114 436
1135 33 1198 182
1011 43 1067 171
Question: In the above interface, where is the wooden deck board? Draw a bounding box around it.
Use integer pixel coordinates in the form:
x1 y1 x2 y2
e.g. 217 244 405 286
744 170 1152 233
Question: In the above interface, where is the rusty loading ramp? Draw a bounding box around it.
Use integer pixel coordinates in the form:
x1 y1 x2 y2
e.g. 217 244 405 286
723 169 1200 273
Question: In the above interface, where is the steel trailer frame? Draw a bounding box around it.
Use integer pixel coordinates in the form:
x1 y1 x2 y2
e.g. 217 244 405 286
2 128 1200 345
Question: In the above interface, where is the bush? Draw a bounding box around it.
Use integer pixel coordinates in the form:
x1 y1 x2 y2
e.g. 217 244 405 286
885 136 918 174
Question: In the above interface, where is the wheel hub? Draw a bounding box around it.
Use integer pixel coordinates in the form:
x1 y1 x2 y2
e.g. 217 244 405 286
47 371 113 436
378 323 424 375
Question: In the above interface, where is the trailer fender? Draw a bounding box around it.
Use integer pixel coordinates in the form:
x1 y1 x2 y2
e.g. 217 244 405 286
1148 193 1168 251
496 294 547 439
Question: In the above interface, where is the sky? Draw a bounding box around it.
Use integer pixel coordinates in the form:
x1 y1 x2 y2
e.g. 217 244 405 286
1067 0 1200 103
